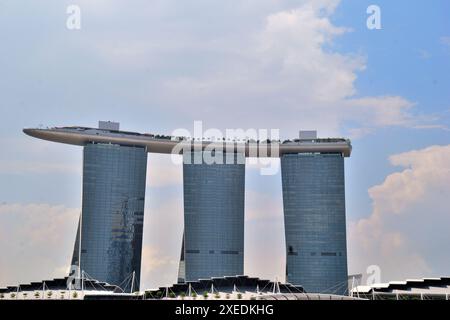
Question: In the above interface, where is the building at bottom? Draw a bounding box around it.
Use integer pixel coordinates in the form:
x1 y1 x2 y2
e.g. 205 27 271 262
0 275 359 300
144 275 358 300
0 277 128 300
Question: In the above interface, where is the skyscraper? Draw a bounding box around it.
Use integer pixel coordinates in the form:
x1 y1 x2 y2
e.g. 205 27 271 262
281 152 348 294
181 151 245 282
71 142 147 291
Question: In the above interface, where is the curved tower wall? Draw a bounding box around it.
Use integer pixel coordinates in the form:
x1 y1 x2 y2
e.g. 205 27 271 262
281 153 348 294
182 151 245 282
71 143 147 291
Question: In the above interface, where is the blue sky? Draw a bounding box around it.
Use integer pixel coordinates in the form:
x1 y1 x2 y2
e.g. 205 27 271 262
1 0 450 288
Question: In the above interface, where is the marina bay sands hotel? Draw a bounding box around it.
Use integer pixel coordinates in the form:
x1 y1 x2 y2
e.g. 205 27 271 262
24 121 352 295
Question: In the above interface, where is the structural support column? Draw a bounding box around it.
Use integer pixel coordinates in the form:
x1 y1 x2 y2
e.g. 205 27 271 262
71 143 147 291
281 153 348 294
181 151 245 282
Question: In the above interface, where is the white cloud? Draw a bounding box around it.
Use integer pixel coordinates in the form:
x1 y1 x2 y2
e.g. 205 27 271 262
348 145 450 283
441 36 450 48
146 154 183 188
0 203 79 287
245 189 282 221
344 96 449 138
0 161 80 175
140 245 179 288
1 0 444 143
141 199 184 288
244 189 286 281
345 96 415 128
75 0 434 138
151 1 365 136
0 137 81 175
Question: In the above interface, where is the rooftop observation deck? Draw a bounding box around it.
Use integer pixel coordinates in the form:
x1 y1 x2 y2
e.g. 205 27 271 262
23 126 352 157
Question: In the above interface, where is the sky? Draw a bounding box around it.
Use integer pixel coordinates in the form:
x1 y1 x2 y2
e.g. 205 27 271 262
0 0 450 289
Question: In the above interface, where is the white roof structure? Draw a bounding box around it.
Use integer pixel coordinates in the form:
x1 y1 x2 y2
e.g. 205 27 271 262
352 276 450 297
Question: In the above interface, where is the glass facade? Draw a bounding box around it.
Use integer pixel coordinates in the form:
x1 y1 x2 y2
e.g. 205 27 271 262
182 151 245 282
281 153 348 295
71 143 147 291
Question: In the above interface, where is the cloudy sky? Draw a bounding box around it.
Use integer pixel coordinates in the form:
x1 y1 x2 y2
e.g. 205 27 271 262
1 0 450 288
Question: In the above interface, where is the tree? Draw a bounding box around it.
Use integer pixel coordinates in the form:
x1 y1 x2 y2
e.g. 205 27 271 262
237 293 242 300
203 291 209 299
47 291 53 299
180 292 186 300
34 292 40 299
72 291 78 299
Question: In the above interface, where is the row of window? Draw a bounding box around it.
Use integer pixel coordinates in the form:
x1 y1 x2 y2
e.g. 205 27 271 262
186 250 240 255
287 248 343 257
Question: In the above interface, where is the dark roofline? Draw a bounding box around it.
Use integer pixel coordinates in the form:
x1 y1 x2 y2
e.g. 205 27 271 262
145 275 303 297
